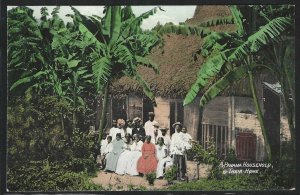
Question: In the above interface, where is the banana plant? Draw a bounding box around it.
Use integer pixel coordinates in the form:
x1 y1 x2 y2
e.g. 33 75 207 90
69 6 162 142
8 6 94 136
182 5 294 161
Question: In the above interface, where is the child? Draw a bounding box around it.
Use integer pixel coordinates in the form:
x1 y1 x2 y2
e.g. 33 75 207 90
100 136 113 170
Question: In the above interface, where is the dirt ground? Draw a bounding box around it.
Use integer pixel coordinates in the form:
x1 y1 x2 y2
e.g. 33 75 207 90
91 161 212 191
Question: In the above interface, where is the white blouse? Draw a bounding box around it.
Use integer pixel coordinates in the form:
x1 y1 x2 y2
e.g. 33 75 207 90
156 145 167 160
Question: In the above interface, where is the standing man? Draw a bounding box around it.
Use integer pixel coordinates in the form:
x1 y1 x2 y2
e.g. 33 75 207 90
144 112 157 141
132 117 146 141
170 122 187 181
152 122 162 144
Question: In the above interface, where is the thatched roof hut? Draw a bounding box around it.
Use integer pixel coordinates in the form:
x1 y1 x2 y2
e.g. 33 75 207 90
111 5 238 99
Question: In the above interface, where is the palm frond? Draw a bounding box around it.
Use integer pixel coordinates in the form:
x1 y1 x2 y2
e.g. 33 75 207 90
136 56 159 74
199 16 234 27
183 54 226 106
157 24 211 38
229 5 245 36
199 65 251 107
10 71 48 91
92 57 112 92
228 17 292 62
133 72 155 101
78 23 106 54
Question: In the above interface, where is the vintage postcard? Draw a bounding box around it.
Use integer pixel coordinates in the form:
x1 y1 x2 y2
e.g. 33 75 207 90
4 4 296 193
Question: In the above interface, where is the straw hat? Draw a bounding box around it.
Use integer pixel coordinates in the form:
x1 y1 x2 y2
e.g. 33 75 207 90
172 122 183 129
153 121 160 127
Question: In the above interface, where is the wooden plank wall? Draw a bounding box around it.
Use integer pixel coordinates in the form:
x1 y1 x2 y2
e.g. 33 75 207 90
202 96 229 126
184 97 200 140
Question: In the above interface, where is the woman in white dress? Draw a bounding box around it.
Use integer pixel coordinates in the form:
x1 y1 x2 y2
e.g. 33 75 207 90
156 137 173 178
115 133 132 175
105 133 125 172
125 134 143 176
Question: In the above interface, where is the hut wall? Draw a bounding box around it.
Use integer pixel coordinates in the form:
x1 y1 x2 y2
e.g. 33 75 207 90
183 97 201 140
233 97 266 161
154 97 171 136
202 96 229 126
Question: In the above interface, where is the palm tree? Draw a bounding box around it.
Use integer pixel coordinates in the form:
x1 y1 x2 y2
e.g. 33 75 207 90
181 5 293 161
69 6 162 142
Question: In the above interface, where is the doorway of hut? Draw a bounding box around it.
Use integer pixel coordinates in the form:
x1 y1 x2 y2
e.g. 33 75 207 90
111 97 127 124
142 97 154 124
170 101 184 135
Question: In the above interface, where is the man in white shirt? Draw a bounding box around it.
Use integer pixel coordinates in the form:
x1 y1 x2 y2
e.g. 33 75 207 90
144 112 157 141
126 119 133 135
152 121 162 144
109 119 125 141
170 122 187 181
159 127 171 155
181 126 192 150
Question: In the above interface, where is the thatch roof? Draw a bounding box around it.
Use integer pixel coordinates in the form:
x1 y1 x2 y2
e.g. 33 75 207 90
110 6 238 98
111 34 203 98
186 5 237 32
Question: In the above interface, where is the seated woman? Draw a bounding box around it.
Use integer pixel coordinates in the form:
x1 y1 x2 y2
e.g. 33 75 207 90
115 133 133 175
100 135 113 169
137 135 158 175
105 133 125 172
125 134 143 176
156 137 173 179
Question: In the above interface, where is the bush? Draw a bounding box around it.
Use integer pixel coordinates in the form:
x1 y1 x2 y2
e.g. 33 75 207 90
164 165 177 183
275 141 295 188
145 172 156 185
224 147 237 163
7 159 101 191
189 139 222 180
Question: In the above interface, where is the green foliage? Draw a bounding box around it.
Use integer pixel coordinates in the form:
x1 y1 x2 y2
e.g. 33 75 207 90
183 54 226 106
168 174 278 190
145 172 156 185
189 140 222 180
7 95 99 191
73 6 161 99
199 16 235 27
7 160 102 191
229 5 245 36
199 65 257 107
273 141 295 188
224 147 237 163
157 23 211 37
164 165 177 183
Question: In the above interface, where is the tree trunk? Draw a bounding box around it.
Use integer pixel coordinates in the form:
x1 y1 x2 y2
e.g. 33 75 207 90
281 76 295 151
248 71 272 161
98 83 109 143
72 88 77 134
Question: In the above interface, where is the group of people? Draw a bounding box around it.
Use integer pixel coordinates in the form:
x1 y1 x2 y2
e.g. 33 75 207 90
98 112 193 180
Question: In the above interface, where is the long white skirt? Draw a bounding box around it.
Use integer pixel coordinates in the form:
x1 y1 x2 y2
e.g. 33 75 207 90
115 150 131 175
125 151 142 176
156 156 173 178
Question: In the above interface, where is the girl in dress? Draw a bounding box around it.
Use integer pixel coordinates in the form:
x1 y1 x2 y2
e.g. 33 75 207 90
156 137 173 178
137 135 158 175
